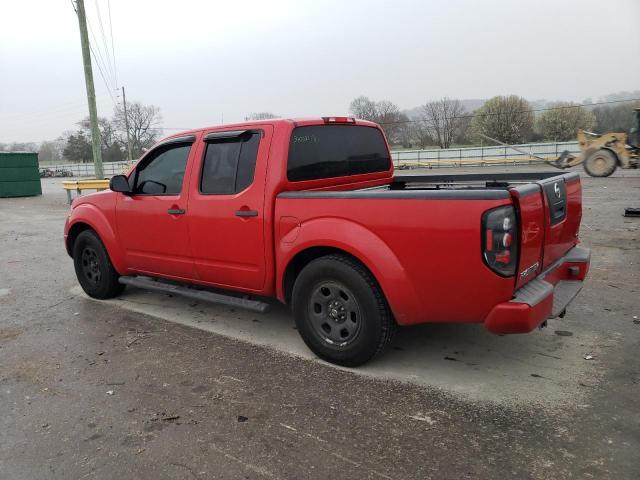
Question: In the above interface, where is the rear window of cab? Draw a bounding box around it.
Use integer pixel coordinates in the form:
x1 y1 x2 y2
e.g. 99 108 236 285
287 125 391 182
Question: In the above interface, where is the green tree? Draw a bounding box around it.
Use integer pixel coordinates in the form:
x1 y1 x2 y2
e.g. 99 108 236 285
62 132 92 162
471 95 534 144
536 103 595 141
79 117 124 162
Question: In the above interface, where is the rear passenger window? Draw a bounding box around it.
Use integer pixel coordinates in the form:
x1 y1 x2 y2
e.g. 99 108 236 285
287 125 390 182
200 132 260 194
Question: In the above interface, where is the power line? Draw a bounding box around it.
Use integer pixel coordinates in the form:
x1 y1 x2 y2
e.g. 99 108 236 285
84 10 117 106
0 96 112 121
107 0 117 88
89 42 118 105
86 15 115 92
377 98 640 127
94 0 116 88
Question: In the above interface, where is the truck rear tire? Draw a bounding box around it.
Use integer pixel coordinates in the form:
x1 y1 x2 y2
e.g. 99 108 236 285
583 149 617 177
73 230 125 299
291 254 396 367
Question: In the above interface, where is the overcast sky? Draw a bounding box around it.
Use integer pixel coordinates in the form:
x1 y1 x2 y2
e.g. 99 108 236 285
1 0 639 143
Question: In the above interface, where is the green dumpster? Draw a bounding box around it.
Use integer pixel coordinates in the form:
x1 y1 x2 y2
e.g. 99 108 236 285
0 152 42 197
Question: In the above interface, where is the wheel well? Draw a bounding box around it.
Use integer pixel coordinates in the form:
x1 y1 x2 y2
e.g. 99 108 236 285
283 247 377 304
66 222 92 257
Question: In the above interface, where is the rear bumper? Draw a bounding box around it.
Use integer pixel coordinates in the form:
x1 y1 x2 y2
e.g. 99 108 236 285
484 245 590 334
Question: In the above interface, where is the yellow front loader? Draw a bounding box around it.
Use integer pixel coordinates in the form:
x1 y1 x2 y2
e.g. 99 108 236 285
552 108 640 177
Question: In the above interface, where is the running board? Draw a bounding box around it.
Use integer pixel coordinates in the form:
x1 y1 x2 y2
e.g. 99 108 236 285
118 276 270 313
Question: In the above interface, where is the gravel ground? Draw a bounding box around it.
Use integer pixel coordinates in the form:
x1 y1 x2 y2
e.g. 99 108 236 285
1 168 638 479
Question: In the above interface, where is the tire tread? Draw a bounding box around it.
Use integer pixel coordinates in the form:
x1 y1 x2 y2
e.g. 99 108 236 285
293 253 396 365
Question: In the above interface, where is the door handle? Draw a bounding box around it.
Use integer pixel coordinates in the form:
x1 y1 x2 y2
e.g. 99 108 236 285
167 208 186 215
235 210 258 217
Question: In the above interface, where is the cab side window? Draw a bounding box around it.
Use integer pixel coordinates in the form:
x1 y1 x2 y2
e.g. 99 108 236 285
134 144 191 195
200 131 260 195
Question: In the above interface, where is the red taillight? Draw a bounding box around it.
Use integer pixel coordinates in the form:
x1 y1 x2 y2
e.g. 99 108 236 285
482 206 518 277
322 116 356 124
485 230 493 251
495 251 511 264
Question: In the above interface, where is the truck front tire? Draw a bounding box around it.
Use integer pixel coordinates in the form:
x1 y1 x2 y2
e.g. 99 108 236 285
73 230 125 299
292 254 396 367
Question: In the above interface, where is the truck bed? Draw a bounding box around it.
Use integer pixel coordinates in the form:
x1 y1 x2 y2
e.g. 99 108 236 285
280 171 577 199
275 170 582 326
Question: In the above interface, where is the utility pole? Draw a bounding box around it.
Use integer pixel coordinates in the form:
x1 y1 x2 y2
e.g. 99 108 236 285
74 0 104 179
121 86 133 161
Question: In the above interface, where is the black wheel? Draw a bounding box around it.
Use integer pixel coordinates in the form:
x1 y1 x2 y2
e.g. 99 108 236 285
583 149 617 177
292 254 396 367
73 230 125 299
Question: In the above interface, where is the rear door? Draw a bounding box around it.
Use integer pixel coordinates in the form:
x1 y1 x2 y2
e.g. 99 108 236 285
186 126 272 292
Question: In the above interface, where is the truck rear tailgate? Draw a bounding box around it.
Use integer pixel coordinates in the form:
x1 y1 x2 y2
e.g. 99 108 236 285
510 172 582 290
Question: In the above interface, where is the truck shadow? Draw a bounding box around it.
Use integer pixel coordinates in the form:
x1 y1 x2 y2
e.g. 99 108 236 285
88 286 597 405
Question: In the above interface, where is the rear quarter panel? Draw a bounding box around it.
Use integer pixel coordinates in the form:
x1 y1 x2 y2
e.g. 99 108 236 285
275 195 516 325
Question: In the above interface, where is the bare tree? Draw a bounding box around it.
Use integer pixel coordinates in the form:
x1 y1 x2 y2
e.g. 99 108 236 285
418 98 466 148
409 119 434 149
38 139 65 162
0 142 38 152
349 96 378 120
375 101 406 144
592 100 640 133
79 116 123 161
245 112 279 120
395 118 414 148
454 113 473 145
348 96 406 145
113 102 162 158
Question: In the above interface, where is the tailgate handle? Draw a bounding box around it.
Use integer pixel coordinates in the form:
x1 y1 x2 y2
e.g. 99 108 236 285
235 209 258 217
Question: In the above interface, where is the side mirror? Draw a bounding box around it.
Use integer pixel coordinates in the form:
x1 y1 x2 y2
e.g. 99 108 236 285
109 174 131 194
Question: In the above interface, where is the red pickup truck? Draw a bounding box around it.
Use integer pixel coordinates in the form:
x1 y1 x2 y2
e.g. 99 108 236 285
64 117 590 366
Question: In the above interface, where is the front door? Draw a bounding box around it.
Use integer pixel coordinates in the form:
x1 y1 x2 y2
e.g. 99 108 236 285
187 126 272 292
115 138 197 279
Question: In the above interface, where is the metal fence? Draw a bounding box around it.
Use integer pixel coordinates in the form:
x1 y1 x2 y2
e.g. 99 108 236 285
39 141 580 177
39 161 130 177
391 141 580 169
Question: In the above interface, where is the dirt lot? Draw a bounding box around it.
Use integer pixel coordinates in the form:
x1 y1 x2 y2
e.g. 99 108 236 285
1 167 639 479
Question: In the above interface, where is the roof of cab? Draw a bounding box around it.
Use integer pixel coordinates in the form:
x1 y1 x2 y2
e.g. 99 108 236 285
159 117 381 143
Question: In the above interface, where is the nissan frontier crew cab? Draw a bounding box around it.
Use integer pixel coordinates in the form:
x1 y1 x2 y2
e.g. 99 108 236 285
64 117 590 366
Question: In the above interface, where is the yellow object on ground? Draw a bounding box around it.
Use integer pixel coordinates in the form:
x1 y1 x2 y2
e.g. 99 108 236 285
62 179 110 204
